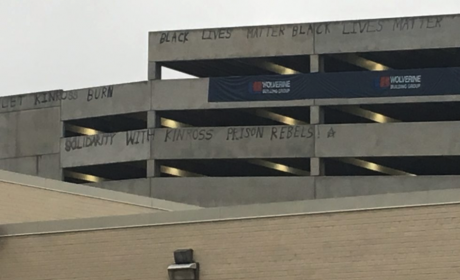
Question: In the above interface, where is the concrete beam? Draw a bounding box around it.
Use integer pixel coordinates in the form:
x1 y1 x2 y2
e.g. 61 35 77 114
329 54 390 71
247 159 309 176
335 158 415 176
310 54 324 73
150 177 315 207
332 106 399 123
149 14 458 62
61 129 153 168
61 81 150 120
244 60 301 75
247 109 308 125
316 121 460 157
153 125 314 160
149 24 314 62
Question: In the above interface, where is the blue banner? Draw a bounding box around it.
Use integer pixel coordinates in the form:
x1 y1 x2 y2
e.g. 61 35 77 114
208 67 460 102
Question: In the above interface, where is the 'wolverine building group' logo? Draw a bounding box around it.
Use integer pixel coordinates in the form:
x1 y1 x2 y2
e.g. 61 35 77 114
250 80 291 94
375 75 422 90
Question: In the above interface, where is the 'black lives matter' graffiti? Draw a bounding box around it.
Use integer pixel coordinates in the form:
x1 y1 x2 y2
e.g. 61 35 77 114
202 29 232 40
155 16 445 44
159 31 190 44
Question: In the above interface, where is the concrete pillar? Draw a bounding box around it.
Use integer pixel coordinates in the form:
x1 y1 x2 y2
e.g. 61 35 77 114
310 158 325 176
148 62 162 80
310 109 325 176
147 111 161 177
310 104 325 176
310 54 325 73
148 110 161 128
147 159 161 178
310 106 324 125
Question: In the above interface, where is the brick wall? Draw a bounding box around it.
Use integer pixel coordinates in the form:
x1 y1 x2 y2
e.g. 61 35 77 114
0 182 160 224
1 203 460 279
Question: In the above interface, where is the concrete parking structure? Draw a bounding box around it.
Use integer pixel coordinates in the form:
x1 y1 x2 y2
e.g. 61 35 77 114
2 13 460 207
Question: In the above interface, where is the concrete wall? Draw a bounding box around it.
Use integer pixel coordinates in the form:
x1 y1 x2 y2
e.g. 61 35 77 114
153 125 315 159
3 198 460 279
0 157 37 176
61 129 153 168
61 81 150 120
316 121 460 157
149 24 314 62
150 177 315 207
37 154 61 180
151 78 209 110
0 107 61 158
87 175 460 207
315 176 460 199
90 177 314 207
61 120 460 166
0 102 61 179
16 107 61 157
0 90 62 114
0 155 61 180
149 14 459 62
89 178 151 197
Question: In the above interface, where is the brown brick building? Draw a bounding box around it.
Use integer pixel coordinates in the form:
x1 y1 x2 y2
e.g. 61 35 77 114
0 170 200 224
2 173 460 279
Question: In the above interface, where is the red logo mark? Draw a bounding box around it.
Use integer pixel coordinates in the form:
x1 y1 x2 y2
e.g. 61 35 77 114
253 81 262 92
380 76 390 88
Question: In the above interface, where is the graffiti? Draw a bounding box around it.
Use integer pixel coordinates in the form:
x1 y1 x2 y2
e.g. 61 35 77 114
126 129 155 145
327 127 336 138
153 16 447 47
87 86 113 102
160 31 189 44
342 20 384 35
291 23 331 37
202 29 232 40
64 133 116 152
226 127 264 141
0 96 23 109
270 126 314 140
393 17 442 31
34 90 78 105
226 126 317 141
247 26 286 39
164 128 214 142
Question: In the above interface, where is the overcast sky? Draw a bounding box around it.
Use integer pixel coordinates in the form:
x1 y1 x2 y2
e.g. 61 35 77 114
1 0 460 97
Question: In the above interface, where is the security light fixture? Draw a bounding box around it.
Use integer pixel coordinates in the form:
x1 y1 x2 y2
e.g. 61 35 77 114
168 249 199 280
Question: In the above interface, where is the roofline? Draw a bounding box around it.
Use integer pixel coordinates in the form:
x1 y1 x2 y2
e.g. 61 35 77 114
148 12 458 33
2 186 460 237
0 170 201 212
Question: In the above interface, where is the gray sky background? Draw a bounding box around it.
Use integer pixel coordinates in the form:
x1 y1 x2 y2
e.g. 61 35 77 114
1 0 460 97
